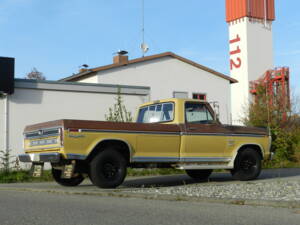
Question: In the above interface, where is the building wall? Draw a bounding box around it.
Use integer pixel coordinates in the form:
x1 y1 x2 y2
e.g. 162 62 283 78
89 57 232 124
0 80 149 161
0 97 5 151
78 75 99 83
229 18 273 124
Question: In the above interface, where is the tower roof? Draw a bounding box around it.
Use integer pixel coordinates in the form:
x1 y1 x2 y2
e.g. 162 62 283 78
226 0 275 23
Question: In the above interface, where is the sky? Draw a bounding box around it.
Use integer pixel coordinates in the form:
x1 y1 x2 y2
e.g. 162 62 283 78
0 0 299 94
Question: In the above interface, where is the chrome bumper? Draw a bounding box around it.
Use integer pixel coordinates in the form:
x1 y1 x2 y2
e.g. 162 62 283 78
18 153 61 163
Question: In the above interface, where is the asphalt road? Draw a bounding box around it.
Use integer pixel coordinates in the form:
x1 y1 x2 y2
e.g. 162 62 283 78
0 169 299 225
0 190 299 225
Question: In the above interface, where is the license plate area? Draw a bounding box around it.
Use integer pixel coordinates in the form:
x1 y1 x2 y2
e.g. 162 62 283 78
30 138 58 147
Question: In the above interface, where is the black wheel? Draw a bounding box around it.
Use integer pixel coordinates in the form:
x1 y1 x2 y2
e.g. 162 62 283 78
185 169 212 180
231 148 262 181
51 168 84 186
90 148 127 188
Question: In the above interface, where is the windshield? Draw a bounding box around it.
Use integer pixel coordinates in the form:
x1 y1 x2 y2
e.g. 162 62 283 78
137 102 174 123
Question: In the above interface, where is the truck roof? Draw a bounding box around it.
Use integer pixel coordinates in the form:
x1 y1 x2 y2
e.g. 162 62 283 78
139 98 207 108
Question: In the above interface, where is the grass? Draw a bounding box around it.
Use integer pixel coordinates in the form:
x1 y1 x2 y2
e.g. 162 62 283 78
0 168 184 184
263 159 300 169
127 168 183 177
0 170 53 183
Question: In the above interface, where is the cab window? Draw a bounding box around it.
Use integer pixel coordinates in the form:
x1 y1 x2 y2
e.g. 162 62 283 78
185 102 214 124
137 103 174 123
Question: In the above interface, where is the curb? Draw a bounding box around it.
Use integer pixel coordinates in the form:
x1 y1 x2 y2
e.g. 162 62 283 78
0 187 299 209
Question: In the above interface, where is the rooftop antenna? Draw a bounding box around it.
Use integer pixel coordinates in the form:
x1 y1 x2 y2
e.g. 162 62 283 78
140 0 149 57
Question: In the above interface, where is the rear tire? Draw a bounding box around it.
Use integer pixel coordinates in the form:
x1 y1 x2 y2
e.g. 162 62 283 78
185 169 212 180
52 168 84 186
231 148 262 181
90 148 127 188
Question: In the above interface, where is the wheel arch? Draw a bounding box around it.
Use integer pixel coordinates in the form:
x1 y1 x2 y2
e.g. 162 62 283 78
86 139 133 164
229 143 264 167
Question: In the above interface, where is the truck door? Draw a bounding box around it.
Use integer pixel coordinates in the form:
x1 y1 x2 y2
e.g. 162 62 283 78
181 102 228 159
135 102 181 161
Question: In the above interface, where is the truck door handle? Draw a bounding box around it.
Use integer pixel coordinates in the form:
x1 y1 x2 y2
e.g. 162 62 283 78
187 127 197 131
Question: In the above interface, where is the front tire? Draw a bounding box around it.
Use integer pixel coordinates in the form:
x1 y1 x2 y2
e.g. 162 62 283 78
185 169 212 180
90 148 127 188
231 148 262 181
52 168 84 186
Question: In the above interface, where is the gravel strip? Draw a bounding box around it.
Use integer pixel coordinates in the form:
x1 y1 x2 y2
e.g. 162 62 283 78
127 180 300 202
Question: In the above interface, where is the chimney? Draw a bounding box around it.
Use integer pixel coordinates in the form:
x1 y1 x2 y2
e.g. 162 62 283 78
113 50 129 65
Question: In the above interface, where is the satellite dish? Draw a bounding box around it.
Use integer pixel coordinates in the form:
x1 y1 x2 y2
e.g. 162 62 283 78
141 43 149 54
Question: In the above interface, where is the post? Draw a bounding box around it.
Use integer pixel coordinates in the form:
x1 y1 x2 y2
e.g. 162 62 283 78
264 0 268 27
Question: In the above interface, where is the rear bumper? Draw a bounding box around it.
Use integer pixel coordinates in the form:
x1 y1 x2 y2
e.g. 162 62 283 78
19 153 61 163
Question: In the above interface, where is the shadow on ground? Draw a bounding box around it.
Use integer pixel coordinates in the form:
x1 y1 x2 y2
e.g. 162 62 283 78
120 168 300 189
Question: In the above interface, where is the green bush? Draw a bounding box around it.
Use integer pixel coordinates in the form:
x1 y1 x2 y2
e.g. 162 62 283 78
105 87 132 122
271 127 297 162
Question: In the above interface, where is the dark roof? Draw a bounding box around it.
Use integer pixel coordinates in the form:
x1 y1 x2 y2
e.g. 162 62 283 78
60 52 237 83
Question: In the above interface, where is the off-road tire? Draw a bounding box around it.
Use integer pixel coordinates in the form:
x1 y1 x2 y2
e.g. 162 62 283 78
185 169 213 180
231 148 262 181
52 168 84 186
90 148 127 188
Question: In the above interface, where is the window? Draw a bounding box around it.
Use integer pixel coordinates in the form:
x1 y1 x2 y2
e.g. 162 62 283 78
193 93 206 101
173 91 188 99
185 102 214 124
137 102 174 123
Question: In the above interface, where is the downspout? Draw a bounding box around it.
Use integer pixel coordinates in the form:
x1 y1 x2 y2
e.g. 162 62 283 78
264 0 268 27
4 94 9 153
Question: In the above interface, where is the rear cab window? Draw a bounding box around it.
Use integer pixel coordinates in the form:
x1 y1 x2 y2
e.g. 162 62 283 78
137 102 174 123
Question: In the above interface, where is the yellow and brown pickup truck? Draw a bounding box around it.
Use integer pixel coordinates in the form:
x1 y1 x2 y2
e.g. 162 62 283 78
19 98 272 188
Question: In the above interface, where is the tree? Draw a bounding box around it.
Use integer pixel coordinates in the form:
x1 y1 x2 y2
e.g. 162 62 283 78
105 88 133 122
25 67 46 80
243 84 300 162
0 149 15 174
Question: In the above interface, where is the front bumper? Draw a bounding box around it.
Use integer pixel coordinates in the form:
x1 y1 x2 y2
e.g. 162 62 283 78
269 152 275 160
19 153 61 163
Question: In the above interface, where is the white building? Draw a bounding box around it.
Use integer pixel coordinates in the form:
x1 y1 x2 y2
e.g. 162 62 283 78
0 79 149 161
0 52 236 161
61 52 237 124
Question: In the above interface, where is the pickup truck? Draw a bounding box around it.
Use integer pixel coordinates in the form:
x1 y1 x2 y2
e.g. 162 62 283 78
19 98 272 188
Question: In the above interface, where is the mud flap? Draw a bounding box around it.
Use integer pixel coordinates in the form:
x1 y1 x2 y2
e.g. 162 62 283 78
30 163 44 177
61 160 76 179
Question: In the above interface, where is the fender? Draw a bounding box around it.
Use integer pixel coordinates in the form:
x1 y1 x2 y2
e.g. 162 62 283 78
228 143 265 167
87 138 134 162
